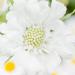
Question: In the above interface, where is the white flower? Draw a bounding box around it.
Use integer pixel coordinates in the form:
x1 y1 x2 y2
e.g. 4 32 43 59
11 0 68 54
0 0 67 54
0 0 72 65
0 0 73 74
13 0 72 58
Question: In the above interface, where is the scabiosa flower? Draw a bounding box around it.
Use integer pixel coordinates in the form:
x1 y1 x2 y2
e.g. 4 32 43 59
12 0 73 58
0 0 74 74
0 0 69 56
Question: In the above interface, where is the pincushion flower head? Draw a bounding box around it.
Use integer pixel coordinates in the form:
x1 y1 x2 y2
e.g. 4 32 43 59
0 0 74 74
13 0 67 52
0 0 13 23
0 0 73 58
13 0 73 56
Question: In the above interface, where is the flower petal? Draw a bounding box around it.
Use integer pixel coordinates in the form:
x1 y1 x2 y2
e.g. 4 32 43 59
51 0 67 19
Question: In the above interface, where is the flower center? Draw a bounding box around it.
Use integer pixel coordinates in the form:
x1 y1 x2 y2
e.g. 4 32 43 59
4 61 15 72
23 27 45 48
0 0 4 10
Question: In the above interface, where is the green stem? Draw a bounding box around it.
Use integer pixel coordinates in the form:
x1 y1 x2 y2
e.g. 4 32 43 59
5 55 13 63
61 9 75 21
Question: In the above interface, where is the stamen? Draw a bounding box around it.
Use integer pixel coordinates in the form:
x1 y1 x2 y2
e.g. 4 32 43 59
4 61 15 72
23 27 45 48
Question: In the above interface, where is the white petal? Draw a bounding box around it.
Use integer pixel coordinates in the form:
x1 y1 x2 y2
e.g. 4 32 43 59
13 0 52 25
57 58 75 75
36 51 61 73
12 49 46 75
51 0 67 19
43 19 74 58
63 16 75 54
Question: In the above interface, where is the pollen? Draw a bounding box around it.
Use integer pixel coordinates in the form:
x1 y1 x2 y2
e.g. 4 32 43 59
24 27 45 48
4 61 15 72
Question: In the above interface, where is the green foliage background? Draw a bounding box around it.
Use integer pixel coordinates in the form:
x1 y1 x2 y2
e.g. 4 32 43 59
67 0 75 13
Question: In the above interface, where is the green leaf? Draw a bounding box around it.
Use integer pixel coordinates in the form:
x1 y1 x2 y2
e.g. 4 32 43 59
67 0 75 13
0 13 7 24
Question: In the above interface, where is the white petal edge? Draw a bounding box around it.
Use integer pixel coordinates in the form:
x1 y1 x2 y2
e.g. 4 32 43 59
51 0 67 19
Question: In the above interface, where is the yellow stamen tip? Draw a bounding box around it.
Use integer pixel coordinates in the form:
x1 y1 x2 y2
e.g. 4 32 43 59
4 61 15 72
24 27 45 48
